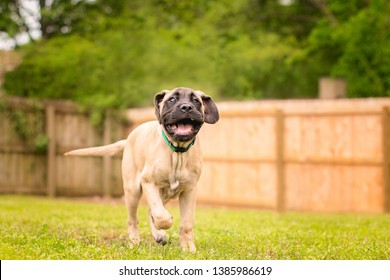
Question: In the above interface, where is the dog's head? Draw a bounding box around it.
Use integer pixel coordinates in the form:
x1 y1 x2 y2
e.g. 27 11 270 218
154 87 219 142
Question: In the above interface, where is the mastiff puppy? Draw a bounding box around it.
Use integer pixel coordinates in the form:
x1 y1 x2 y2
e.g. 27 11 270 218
65 87 219 252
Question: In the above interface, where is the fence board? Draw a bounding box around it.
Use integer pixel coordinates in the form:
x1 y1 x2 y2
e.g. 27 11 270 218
382 107 390 212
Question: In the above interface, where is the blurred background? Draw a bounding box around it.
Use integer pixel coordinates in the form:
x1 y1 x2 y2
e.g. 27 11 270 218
1 0 390 213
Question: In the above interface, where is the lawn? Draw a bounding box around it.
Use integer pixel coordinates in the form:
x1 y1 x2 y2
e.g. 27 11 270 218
0 195 389 260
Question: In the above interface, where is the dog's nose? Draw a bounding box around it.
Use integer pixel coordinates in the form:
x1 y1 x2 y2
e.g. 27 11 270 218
180 103 194 112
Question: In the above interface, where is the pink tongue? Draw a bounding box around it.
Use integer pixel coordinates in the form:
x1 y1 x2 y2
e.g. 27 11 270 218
176 123 193 135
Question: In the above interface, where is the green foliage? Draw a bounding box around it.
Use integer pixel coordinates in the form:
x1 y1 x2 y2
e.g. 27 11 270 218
1 196 390 259
0 98 48 153
2 0 390 109
0 1 21 38
332 2 390 97
304 0 390 97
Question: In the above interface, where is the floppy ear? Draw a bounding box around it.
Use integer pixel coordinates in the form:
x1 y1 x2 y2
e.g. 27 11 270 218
154 90 169 123
196 91 219 124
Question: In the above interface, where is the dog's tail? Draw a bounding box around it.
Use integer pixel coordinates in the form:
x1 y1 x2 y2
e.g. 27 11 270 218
64 140 126 157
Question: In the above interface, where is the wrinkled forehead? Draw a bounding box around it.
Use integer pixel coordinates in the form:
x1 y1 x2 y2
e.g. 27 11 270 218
163 87 202 102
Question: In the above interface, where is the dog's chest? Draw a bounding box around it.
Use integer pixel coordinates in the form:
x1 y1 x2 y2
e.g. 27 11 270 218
160 174 189 201
159 153 199 201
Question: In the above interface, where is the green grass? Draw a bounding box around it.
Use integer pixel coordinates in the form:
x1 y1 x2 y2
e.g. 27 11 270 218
1 195 390 260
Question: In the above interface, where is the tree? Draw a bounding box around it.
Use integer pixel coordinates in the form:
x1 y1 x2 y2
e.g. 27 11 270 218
248 0 390 97
331 1 390 97
0 0 97 47
0 0 38 45
2 0 390 107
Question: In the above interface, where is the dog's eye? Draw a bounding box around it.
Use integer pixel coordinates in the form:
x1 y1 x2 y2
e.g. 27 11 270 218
192 98 200 104
168 97 176 103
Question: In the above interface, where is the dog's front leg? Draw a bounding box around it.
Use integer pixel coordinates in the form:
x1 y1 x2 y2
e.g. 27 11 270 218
179 187 197 253
142 180 173 230
148 209 168 245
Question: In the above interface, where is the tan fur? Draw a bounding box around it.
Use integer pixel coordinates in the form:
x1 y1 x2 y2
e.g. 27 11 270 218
64 140 126 156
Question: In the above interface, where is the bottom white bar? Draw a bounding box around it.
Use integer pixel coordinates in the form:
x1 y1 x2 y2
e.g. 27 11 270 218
1 260 389 280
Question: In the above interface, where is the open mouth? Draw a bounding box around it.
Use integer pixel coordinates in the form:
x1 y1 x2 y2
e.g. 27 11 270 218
165 118 202 139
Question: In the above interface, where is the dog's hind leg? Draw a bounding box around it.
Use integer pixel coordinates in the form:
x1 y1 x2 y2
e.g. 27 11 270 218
123 182 142 246
122 148 142 246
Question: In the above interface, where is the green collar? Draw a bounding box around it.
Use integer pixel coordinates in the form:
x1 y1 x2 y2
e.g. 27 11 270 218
162 130 195 153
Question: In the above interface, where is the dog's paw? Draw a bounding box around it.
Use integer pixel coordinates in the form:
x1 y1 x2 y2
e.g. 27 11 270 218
156 236 168 246
128 229 140 239
152 229 168 246
128 238 140 249
181 242 196 253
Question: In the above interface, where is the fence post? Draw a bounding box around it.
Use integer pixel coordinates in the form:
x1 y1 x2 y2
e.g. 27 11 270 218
276 109 286 212
46 104 56 197
103 113 112 198
382 107 390 212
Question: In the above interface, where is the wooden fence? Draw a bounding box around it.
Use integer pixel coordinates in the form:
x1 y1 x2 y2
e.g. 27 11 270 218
1 96 390 213
199 100 390 213
0 97 127 197
127 98 390 213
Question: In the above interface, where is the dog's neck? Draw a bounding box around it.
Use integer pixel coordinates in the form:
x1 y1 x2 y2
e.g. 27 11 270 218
161 129 195 153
